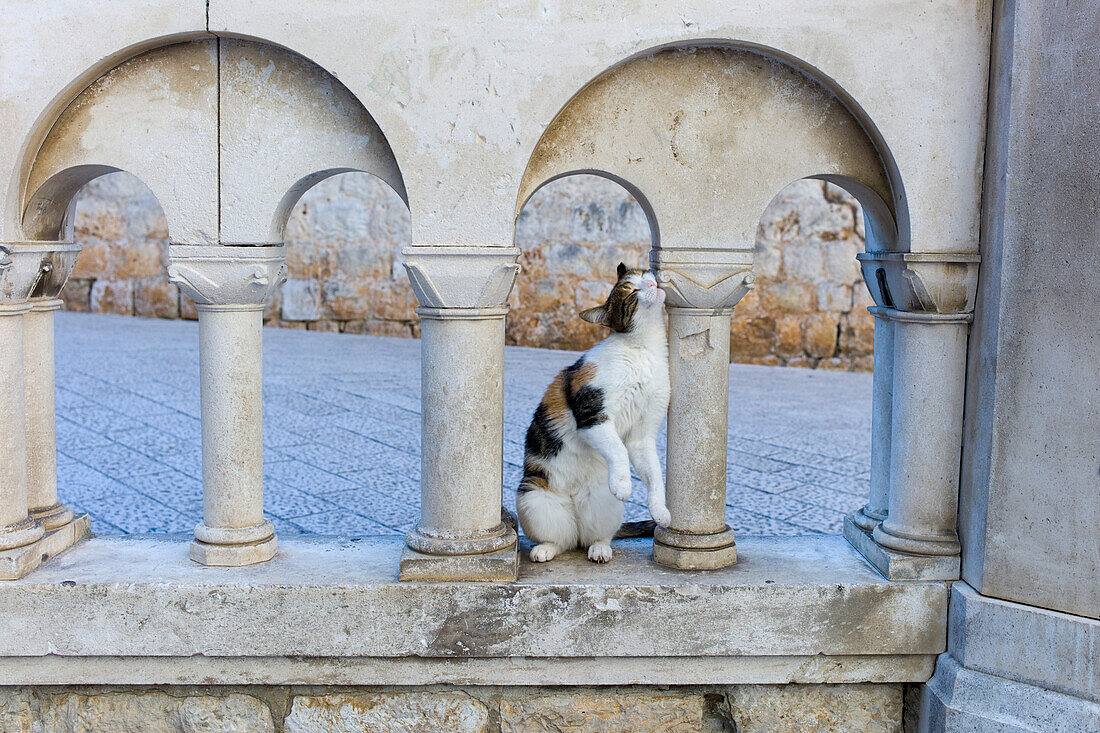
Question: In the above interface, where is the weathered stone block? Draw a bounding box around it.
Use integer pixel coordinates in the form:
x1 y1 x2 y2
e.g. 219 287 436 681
281 278 321 321
285 692 490 733
499 691 705 732
60 278 92 313
133 277 180 319
803 313 839 358
725 683 903 733
35 691 274 733
89 279 133 315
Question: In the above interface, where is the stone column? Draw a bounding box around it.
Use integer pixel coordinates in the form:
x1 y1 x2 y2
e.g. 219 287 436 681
651 250 754 570
873 310 970 556
844 251 979 581
399 245 520 581
850 310 894 531
0 247 46 578
23 244 82 532
167 245 287 567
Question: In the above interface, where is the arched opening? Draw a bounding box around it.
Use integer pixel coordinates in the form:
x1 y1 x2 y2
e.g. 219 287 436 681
511 43 902 549
505 171 661 527
258 168 418 538
40 169 204 534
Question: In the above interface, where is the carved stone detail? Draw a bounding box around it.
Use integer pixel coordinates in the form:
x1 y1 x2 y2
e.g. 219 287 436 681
402 245 520 311
167 245 287 307
0 244 53 305
651 249 755 312
857 251 980 314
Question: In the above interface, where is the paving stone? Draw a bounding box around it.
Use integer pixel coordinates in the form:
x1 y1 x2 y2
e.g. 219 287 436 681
290 510 402 537
264 485 342 519
786 504 850 534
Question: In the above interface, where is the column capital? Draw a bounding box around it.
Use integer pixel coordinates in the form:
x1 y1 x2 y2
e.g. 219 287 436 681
857 251 980 315
167 245 287 308
402 245 520 314
0 243 81 306
651 248 755 313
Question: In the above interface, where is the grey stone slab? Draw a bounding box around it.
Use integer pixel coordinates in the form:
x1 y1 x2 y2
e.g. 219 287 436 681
122 469 203 514
1 536 946 660
729 488 812 520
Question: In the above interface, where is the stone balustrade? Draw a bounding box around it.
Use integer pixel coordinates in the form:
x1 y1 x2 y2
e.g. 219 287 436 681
843 251 981 580
0 243 89 579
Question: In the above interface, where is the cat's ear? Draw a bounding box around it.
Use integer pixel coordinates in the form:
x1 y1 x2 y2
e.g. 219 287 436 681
580 306 608 325
617 262 628 280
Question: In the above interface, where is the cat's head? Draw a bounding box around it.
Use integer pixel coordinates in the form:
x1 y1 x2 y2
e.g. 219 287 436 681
579 262 665 333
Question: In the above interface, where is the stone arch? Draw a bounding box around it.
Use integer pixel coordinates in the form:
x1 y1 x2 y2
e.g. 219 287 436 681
22 40 219 244
517 43 904 257
20 37 407 246
217 37 407 243
512 170 657 351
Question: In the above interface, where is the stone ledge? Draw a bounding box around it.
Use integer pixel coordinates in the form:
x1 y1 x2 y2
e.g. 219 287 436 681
0 535 948 685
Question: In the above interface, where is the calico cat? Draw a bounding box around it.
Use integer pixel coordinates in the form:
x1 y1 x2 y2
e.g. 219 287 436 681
516 262 671 563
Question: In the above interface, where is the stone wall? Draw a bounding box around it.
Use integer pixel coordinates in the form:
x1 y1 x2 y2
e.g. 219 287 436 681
0 683 910 732
64 172 873 369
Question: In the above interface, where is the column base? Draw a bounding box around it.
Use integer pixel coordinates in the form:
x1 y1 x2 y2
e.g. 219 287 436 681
843 516 959 581
0 516 45 552
849 505 885 532
653 526 737 570
872 520 961 556
0 513 90 580
30 501 74 531
399 544 518 582
190 535 278 566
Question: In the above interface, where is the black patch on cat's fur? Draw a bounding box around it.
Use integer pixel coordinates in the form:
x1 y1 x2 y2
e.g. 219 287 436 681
563 357 607 429
525 404 563 459
518 461 550 493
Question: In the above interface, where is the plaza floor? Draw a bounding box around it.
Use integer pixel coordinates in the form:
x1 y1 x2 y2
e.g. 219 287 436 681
53 312 873 538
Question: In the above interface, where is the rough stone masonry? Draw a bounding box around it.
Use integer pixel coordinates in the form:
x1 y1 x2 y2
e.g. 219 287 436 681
64 172 874 370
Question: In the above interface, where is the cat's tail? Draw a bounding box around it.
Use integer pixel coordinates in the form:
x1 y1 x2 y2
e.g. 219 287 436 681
614 520 657 539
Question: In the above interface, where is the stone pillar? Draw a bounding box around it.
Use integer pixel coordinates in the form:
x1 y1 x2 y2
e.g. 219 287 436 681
23 243 82 533
0 299 41 556
873 310 970 557
167 245 287 567
651 250 754 570
844 251 979 581
850 311 894 531
399 245 520 581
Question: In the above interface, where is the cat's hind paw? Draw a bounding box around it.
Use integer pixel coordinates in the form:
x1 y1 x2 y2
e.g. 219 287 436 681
649 503 671 528
610 473 633 502
530 543 560 563
587 543 613 563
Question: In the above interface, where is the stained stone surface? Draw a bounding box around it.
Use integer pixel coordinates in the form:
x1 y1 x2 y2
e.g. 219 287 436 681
0 690 275 733
0 685 909 732
498 691 705 732
285 692 490 733
724 683 903 733
53 312 871 537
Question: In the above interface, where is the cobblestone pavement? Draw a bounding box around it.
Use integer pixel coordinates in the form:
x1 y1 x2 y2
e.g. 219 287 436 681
54 313 872 538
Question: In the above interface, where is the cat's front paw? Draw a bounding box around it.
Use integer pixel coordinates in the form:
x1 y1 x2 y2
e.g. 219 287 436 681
530 543 560 562
587 543 613 563
649 503 671 528
609 473 633 501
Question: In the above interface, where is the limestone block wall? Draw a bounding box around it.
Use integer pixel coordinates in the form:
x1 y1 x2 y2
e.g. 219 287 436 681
63 172 872 369
0 683 912 732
